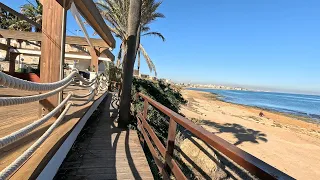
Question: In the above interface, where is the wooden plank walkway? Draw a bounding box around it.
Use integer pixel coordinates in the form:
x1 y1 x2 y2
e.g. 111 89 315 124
0 85 105 179
55 93 154 179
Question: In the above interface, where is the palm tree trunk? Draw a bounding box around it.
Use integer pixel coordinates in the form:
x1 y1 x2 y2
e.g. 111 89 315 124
118 0 142 127
136 25 141 71
135 25 141 56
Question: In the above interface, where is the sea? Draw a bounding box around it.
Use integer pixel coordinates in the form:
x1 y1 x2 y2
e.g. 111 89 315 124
189 88 320 121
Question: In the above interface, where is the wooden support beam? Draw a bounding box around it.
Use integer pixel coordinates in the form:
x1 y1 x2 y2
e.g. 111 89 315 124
9 53 19 74
39 0 67 117
99 48 115 62
89 47 99 72
0 2 41 29
9 48 113 61
38 0 73 9
0 29 110 48
74 0 116 49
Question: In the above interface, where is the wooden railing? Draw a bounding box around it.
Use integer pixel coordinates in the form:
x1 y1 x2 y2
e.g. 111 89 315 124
136 93 294 180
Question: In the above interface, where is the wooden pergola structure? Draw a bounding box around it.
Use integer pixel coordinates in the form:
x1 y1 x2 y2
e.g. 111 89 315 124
0 29 115 76
0 0 116 115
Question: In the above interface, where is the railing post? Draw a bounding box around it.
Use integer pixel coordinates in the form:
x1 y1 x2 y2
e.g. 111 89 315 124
163 117 177 177
143 100 148 120
139 99 148 146
39 0 67 117
9 52 19 74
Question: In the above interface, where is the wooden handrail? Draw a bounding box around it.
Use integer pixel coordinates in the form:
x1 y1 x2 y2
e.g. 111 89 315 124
136 92 294 180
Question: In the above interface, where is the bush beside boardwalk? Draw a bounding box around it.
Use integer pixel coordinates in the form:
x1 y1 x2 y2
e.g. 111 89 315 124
130 78 247 179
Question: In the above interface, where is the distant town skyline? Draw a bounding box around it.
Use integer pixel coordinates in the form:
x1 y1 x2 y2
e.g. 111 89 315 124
173 80 320 95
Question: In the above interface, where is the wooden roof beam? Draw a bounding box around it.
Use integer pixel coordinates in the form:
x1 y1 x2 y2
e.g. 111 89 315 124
9 48 113 61
0 2 41 29
38 0 115 48
99 48 115 62
38 0 73 9
0 29 110 48
74 0 116 49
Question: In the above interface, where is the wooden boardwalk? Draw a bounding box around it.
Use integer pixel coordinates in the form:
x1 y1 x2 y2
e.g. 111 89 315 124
0 87 153 179
0 86 105 179
55 93 153 179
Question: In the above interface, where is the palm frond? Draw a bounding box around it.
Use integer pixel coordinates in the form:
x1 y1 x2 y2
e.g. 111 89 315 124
142 32 165 41
139 44 157 76
141 26 150 32
97 0 164 76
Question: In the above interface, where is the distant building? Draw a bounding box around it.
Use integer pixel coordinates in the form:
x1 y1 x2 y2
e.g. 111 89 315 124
133 69 141 77
141 74 149 79
148 76 157 81
160 78 170 83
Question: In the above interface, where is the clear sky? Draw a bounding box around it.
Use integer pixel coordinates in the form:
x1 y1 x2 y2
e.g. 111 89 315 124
2 0 320 94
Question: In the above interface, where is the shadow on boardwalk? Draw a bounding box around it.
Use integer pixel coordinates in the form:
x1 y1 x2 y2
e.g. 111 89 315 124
55 93 153 179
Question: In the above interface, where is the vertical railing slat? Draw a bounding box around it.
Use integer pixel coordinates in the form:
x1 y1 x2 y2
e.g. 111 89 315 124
139 100 149 146
162 117 177 177
143 100 148 120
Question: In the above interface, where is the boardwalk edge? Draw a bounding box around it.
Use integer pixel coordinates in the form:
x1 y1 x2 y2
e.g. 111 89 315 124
37 92 109 180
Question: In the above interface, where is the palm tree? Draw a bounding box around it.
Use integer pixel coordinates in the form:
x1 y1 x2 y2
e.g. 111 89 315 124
0 8 11 29
96 0 165 76
118 0 142 126
0 7 31 31
0 0 42 32
20 0 43 68
0 8 32 60
7 18 32 31
20 0 42 32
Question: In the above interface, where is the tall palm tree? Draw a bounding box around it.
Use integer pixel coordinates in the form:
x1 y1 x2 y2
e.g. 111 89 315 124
118 0 142 126
96 0 165 76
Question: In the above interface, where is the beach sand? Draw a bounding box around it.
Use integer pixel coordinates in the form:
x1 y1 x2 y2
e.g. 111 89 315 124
180 89 320 179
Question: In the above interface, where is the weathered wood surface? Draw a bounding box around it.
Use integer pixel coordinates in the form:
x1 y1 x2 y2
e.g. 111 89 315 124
39 0 67 113
89 47 99 72
55 94 153 179
0 86 105 179
74 0 116 49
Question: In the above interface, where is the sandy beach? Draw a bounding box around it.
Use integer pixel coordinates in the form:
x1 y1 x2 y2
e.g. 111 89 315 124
180 89 320 179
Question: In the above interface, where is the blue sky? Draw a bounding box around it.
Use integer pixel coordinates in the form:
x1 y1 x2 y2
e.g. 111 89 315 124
2 0 320 94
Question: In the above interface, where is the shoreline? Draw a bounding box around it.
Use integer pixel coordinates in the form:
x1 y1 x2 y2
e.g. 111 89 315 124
188 88 320 125
182 89 320 138
209 91 320 125
180 89 320 179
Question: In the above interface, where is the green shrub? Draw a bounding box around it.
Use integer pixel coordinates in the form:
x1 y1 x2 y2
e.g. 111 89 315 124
130 78 187 178
131 78 187 142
